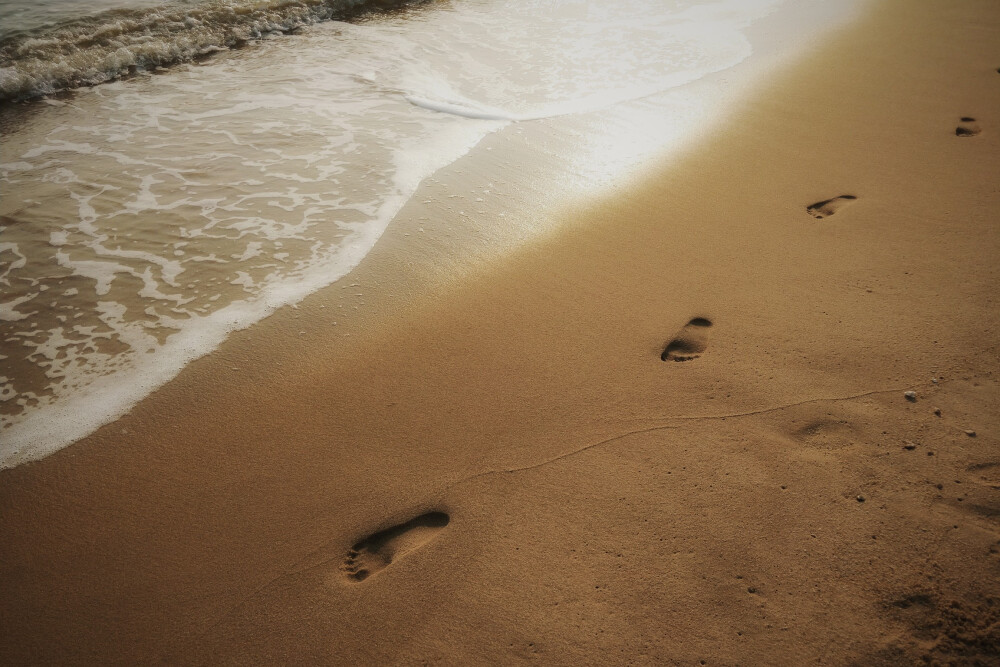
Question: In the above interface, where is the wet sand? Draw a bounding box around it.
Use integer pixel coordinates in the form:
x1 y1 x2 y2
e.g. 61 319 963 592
2 0 999 663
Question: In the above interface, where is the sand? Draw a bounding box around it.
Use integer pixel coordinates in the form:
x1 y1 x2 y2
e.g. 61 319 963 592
2 0 999 663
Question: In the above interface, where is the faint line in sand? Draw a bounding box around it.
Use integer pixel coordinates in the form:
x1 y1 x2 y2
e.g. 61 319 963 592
442 384 930 490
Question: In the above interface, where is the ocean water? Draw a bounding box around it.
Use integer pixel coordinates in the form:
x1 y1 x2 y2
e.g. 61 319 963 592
0 0 863 468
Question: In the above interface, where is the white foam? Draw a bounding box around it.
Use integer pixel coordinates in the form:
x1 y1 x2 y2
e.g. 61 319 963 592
405 95 521 121
54 252 130 296
0 295 36 322
0 0 869 468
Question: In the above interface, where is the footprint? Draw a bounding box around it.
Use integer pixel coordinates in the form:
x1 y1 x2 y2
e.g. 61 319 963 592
955 117 981 137
806 195 857 219
341 511 449 583
661 317 712 362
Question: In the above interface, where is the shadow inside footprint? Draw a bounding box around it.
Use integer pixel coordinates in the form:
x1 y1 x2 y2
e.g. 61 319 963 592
956 117 981 137
341 511 449 583
662 317 712 362
806 195 857 219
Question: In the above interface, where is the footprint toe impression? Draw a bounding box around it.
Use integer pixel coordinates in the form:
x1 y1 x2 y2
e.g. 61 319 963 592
956 117 981 137
806 195 857 219
662 317 712 362
341 511 449 583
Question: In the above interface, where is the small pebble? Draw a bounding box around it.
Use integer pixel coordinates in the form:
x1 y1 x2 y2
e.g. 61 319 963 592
932 378 939 384
856 495 866 503
903 442 916 450
933 408 942 416
904 391 917 402
964 430 976 437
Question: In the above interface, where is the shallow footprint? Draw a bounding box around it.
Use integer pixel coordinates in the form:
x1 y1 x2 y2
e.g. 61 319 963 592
661 317 712 362
956 116 981 137
806 194 857 219
341 511 449 583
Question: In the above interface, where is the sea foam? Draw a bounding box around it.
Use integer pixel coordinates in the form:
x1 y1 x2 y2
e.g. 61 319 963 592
0 0 868 468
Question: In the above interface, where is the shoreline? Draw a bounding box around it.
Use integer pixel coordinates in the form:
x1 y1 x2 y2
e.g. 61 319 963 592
2 0 999 663
0 0 868 469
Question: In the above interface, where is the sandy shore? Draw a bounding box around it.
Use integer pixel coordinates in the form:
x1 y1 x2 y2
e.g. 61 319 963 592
3 0 999 663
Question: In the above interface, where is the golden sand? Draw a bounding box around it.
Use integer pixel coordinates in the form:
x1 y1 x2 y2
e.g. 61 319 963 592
2 0 998 663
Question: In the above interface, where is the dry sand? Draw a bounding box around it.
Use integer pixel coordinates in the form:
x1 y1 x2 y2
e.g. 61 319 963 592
2 0 999 664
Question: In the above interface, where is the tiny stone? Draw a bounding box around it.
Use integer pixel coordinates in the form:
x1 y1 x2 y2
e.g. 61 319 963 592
747 587 757 594
964 430 976 437
904 391 917 402
932 378 938 384
933 408 942 416
856 495 866 503
903 442 916 450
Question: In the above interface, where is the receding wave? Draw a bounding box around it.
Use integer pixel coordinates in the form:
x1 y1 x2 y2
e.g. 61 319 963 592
0 0 420 102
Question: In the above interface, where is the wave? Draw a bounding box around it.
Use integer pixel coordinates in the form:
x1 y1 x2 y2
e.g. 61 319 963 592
0 0 422 102
404 94 524 122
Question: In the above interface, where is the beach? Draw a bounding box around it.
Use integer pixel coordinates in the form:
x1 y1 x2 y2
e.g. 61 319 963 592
2 0 999 663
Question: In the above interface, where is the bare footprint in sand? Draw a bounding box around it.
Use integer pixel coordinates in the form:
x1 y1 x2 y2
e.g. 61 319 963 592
341 511 449 582
806 195 857 219
956 117 981 137
661 317 712 362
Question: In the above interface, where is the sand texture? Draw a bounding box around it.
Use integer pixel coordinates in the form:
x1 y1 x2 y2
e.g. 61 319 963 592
2 0 999 664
